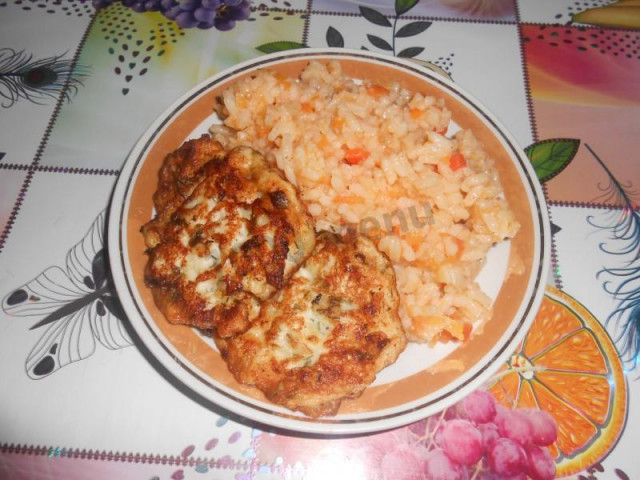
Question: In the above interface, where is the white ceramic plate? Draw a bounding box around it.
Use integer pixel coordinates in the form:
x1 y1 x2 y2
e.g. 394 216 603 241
108 48 550 435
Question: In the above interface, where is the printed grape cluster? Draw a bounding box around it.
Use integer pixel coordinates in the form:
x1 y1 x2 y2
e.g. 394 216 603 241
408 391 557 480
93 0 251 31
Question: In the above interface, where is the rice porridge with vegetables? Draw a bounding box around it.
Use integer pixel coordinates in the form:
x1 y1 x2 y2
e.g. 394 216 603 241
210 60 520 345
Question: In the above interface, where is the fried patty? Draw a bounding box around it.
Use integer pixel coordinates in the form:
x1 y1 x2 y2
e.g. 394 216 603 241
142 135 227 236
218 232 407 417
142 137 316 338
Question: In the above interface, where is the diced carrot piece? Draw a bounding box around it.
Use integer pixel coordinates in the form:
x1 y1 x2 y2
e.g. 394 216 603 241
443 321 465 342
463 322 473 342
405 230 425 250
412 257 436 270
342 147 370 165
452 236 465 258
437 330 456 343
275 74 292 89
330 116 344 133
333 195 365 204
412 315 446 331
389 183 408 198
410 108 422 120
316 135 329 149
449 152 467 171
301 102 314 113
366 84 389 98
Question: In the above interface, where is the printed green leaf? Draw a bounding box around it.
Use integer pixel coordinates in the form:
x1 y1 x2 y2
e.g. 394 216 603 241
367 34 393 51
326 27 345 47
359 6 392 27
525 138 580 183
256 41 306 54
395 0 419 15
397 46 424 58
395 21 432 38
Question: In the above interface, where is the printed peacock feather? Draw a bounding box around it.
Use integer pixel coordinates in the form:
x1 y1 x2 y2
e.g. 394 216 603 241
586 143 640 373
0 48 88 108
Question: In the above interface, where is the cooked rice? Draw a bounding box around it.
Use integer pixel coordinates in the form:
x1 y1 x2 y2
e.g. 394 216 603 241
210 60 520 344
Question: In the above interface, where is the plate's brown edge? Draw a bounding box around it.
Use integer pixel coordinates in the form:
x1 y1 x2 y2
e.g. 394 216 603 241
119 50 545 426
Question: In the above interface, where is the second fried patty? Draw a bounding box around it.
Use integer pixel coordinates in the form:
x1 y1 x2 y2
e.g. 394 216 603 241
218 232 407 417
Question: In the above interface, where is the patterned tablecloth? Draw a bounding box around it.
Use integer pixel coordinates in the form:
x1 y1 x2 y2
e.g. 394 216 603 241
0 1 638 478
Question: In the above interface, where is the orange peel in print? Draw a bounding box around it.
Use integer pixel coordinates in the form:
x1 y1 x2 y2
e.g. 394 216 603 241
487 285 628 477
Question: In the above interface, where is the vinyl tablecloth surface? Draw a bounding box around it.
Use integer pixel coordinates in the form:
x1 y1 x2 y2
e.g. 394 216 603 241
0 1 639 479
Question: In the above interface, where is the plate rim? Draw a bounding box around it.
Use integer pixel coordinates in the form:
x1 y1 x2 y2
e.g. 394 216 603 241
107 47 551 435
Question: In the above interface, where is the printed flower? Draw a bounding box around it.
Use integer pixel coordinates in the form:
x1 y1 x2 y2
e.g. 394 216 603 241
92 0 252 31
161 0 252 30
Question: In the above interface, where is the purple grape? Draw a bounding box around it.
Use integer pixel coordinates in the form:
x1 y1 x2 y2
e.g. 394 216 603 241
380 445 430 480
231 0 250 20
101 0 251 31
178 0 200 10
523 409 558 447
497 409 534 447
163 5 182 19
487 438 527 477
194 6 215 22
494 403 508 423
458 390 497 424
110 0 161 12
214 16 235 30
423 448 464 480
526 445 556 480
484 474 527 480
145 0 162 10
175 10 199 28
439 419 484 466
478 422 500 449
213 0 250 29
92 0 116 7
196 18 215 29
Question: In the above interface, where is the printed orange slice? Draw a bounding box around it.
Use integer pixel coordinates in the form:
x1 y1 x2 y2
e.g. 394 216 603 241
488 285 627 476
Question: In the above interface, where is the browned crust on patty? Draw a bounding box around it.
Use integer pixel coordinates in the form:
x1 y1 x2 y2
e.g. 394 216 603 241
142 137 316 338
218 232 407 417
142 135 226 247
